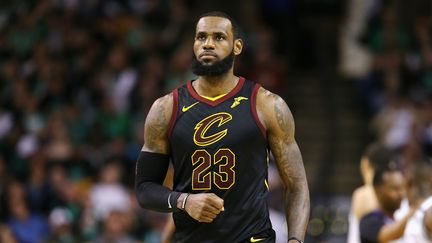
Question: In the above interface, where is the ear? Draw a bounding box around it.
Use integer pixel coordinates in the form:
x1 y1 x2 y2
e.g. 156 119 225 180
233 39 243 56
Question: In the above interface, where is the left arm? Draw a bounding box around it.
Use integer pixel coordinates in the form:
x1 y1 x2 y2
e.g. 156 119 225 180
257 88 310 242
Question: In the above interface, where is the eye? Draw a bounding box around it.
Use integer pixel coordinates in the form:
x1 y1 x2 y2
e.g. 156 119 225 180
215 34 226 41
196 34 206 41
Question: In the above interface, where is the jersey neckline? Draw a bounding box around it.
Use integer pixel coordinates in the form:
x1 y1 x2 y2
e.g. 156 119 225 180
186 77 245 106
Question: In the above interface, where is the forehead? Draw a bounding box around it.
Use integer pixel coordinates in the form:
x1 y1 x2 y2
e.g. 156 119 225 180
196 16 233 35
382 171 405 186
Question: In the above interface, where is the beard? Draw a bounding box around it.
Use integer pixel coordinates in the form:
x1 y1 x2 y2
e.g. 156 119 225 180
191 51 235 77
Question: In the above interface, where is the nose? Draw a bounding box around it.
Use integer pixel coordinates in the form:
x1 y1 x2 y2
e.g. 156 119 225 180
203 37 215 50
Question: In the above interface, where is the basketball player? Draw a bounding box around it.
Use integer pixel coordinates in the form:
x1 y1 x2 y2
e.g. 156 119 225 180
135 11 310 243
359 163 417 243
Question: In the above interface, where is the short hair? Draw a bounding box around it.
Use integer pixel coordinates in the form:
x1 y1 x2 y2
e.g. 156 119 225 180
363 143 393 169
373 161 400 187
197 11 241 39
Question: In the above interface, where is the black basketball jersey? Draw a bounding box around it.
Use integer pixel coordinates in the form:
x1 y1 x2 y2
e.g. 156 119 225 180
168 77 275 243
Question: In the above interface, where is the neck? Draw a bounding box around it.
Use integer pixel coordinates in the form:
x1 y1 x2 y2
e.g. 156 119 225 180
194 71 238 97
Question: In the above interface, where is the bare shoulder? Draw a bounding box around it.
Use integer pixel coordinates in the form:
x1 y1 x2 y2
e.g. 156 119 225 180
351 185 378 218
150 93 174 119
142 93 174 154
256 87 294 137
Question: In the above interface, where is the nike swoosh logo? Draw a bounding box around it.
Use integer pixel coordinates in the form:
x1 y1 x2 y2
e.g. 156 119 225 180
250 236 266 242
182 102 199 112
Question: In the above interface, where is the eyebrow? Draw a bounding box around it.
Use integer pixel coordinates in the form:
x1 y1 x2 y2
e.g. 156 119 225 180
196 31 228 36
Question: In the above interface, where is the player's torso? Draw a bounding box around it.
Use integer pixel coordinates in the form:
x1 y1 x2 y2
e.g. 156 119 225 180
169 78 274 243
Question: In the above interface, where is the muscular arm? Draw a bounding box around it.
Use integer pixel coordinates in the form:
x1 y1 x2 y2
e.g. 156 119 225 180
137 93 224 220
135 94 179 212
142 94 173 154
257 88 310 241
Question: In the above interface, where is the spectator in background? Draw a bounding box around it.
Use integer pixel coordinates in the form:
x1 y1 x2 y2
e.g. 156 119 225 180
348 143 392 243
362 3 412 114
90 158 131 222
46 207 79 243
25 152 51 215
94 210 135 243
372 95 417 150
0 224 17 243
339 0 376 79
7 197 50 243
359 162 417 243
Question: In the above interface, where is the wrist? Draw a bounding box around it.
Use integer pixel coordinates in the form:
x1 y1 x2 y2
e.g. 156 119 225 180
288 236 304 243
176 193 190 210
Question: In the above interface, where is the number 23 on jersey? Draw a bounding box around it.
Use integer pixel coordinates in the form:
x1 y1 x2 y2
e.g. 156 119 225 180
191 148 235 190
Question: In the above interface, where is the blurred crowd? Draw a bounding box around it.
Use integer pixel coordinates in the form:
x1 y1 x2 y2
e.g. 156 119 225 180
341 0 432 242
340 0 432 170
0 0 290 242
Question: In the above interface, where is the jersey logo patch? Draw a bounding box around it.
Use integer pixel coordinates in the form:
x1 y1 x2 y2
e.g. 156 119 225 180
231 96 248 108
250 236 266 242
194 112 232 147
182 102 199 112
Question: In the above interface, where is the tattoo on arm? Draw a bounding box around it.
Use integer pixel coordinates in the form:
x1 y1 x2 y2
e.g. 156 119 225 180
274 97 291 134
143 94 172 154
265 92 310 240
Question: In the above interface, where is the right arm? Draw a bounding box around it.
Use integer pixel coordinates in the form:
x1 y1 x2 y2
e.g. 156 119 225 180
136 94 224 221
136 94 181 212
142 93 173 154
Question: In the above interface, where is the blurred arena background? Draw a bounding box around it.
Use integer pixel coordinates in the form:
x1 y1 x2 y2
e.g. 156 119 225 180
0 0 431 242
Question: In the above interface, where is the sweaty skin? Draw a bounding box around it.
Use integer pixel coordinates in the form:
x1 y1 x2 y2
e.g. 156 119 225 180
256 87 310 240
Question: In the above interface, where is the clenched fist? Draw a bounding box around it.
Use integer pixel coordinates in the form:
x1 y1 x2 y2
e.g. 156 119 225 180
178 193 224 223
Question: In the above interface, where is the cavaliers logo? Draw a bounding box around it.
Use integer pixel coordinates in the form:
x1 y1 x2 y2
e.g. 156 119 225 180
193 112 232 147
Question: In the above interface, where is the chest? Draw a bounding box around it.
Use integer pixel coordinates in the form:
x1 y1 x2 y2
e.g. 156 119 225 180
171 99 258 150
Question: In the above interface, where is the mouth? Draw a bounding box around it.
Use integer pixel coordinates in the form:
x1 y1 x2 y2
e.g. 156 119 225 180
199 52 217 59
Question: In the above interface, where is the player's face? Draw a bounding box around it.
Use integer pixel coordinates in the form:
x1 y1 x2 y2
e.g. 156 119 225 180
375 171 406 213
193 16 242 67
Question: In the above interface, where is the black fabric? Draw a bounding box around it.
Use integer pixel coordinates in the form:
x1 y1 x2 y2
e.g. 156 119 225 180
170 79 272 242
359 210 392 243
135 151 181 212
240 228 276 243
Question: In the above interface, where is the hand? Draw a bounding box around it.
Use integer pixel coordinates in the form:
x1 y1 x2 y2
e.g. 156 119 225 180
182 193 224 223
